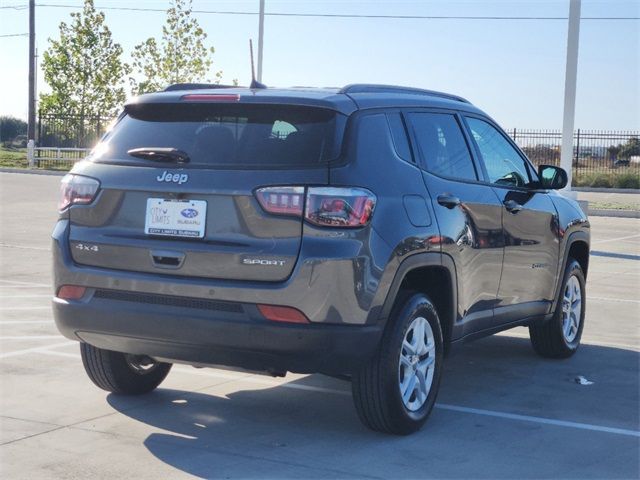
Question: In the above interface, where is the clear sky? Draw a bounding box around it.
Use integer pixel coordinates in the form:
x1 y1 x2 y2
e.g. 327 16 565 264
1 0 638 129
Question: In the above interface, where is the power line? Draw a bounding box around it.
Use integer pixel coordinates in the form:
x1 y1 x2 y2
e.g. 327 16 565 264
0 33 29 37
13 4 637 20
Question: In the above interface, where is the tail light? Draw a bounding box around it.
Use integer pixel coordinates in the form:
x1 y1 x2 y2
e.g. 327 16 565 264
255 186 305 216
255 186 376 227
59 174 100 211
305 187 376 227
181 94 241 102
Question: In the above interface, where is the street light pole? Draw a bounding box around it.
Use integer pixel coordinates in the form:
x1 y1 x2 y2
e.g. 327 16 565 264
28 0 36 143
560 0 581 195
257 0 265 82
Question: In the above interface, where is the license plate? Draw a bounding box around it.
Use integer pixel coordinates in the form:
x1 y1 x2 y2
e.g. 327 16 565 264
145 198 207 238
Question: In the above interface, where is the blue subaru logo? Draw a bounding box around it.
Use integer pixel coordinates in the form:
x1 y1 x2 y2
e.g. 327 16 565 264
180 208 199 218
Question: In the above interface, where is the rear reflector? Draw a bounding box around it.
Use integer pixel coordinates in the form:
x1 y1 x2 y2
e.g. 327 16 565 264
257 304 309 324
57 285 87 300
181 94 241 102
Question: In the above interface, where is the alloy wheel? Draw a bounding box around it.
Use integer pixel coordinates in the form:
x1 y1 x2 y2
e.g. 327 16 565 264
398 316 436 411
562 275 582 343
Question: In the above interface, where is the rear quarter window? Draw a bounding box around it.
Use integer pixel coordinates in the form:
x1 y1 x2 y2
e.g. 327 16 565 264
93 103 344 169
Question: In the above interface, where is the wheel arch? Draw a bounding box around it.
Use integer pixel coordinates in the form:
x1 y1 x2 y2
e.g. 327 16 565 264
378 253 457 354
551 230 590 312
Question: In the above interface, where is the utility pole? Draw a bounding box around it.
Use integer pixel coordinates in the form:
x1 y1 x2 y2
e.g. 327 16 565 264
257 0 265 82
28 0 36 142
560 0 581 195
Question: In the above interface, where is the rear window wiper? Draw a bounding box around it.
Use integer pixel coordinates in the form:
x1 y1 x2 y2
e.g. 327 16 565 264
127 147 190 164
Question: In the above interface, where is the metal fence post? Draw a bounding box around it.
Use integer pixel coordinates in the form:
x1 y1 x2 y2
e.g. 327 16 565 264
575 128 581 167
27 139 35 168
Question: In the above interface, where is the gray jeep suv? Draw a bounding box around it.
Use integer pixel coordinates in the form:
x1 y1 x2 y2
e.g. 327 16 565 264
52 84 590 434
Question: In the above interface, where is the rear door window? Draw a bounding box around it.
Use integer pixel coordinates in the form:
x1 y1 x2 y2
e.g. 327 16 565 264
95 103 342 168
407 112 478 181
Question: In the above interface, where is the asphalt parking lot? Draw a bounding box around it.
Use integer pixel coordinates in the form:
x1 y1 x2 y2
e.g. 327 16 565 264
0 171 638 479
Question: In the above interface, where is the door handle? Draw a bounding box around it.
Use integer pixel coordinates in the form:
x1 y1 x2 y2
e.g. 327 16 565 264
437 194 461 209
504 199 523 214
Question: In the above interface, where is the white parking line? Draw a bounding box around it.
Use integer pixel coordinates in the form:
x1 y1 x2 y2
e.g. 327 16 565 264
0 243 50 251
0 295 52 299
0 279 50 287
0 285 50 289
588 270 638 276
591 296 640 304
0 335 64 340
0 321 52 325
500 333 640 352
0 341 75 359
32 350 640 438
0 306 50 311
35 349 78 359
436 404 640 437
592 234 640 245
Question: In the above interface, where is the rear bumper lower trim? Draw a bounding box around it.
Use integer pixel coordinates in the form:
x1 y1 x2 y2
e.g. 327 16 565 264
53 296 382 375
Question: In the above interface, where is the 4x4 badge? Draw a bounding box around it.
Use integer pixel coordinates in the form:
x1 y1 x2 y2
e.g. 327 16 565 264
74 243 99 252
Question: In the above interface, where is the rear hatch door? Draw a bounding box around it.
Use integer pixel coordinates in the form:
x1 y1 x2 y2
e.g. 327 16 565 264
68 101 343 282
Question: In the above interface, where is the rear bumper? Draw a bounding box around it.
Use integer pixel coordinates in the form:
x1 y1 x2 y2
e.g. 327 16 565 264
53 294 382 374
51 219 385 374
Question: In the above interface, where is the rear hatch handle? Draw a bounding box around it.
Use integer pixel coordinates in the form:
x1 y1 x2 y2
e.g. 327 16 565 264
150 250 185 269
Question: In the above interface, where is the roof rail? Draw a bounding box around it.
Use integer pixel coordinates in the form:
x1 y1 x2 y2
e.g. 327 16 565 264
339 84 470 104
163 83 238 92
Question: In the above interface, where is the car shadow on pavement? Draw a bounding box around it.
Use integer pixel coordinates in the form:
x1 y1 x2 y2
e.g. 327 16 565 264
106 334 640 479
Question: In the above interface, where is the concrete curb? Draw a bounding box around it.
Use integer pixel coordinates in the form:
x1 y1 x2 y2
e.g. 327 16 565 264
575 187 640 194
589 209 640 218
0 168 67 176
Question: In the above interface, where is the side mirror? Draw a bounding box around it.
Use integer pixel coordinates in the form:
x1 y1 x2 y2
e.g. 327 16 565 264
538 165 568 190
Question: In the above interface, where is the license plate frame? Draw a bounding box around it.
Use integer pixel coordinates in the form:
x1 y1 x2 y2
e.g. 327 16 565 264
144 198 207 238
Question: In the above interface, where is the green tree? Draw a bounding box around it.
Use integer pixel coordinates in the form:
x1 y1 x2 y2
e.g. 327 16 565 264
0 116 27 142
130 0 222 95
607 145 620 161
521 145 560 166
39 0 129 118
618 137 640 159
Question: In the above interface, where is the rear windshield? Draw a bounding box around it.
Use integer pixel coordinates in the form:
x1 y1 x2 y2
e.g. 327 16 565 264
93 103 343 168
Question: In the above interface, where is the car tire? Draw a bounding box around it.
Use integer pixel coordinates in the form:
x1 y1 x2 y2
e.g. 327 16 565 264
80 343 172 394
529 259 586 358
352 292 444 435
